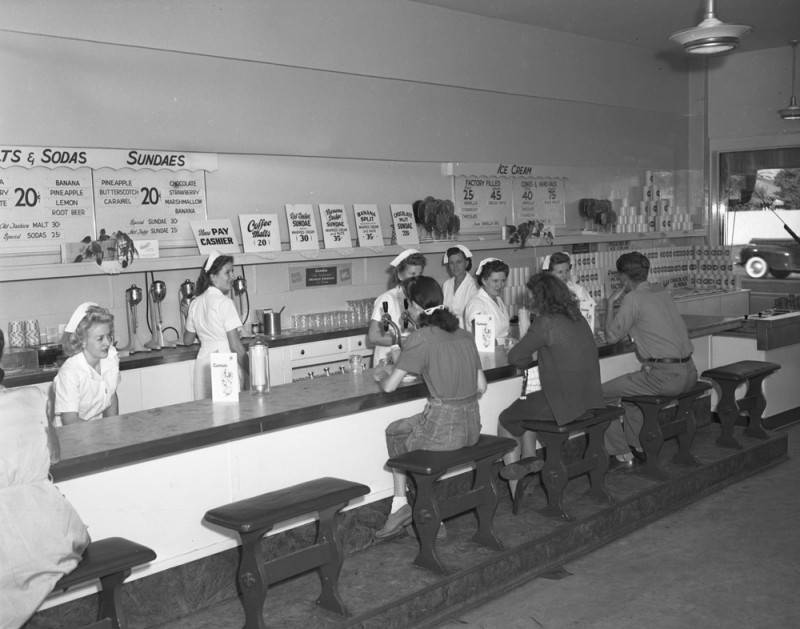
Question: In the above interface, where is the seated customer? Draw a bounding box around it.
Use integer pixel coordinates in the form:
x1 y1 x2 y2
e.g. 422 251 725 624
54 304 120 425
602 252 697 466
498 273 604 495
0 330 91 628
374 276 487 539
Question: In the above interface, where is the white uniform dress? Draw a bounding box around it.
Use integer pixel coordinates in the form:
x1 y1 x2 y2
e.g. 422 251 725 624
0 385 90 629
53 345 120 424
442 275 479 329
186 286 243 400
464 288 510 340
567 280 597 331
370 285 405 366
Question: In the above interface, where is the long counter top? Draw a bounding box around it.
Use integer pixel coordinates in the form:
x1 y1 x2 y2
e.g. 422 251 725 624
48 315 743 483
3 326 371 388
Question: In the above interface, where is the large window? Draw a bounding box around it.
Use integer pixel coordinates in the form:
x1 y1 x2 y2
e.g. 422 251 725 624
720 148 800 245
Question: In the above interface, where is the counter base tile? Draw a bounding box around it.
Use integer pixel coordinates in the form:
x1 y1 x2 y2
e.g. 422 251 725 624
30 425 787 629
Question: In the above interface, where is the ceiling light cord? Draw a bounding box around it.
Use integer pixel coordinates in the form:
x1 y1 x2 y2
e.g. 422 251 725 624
779 40 800 120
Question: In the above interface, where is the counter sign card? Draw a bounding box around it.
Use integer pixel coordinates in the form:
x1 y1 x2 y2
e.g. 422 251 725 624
285 204 319 251
353 203 384 248
389 203 419 246
190 219 239 254
238 213 281 252
319 204 353 249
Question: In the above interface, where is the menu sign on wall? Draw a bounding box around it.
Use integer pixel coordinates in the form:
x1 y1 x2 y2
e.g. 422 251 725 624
319 204 353 249
454 175 513 234
513 177 566 225
353 203 383 248
238 213 281 253
389 204 419 246
285 204 319 251
0 166 94 248
92 168 206 241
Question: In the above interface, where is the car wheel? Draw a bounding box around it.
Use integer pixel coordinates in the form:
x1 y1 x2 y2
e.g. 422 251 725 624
744 256 769 279
771 269 791 279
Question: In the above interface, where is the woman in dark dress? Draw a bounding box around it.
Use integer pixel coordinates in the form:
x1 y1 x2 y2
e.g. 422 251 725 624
497 272 604 495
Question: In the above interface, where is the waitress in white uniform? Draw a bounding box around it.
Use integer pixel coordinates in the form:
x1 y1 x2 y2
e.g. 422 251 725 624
442 245 478 329
464 257 511 340
184 251 248 399
53 303 120 425
368 249 427 366
544 251 597 331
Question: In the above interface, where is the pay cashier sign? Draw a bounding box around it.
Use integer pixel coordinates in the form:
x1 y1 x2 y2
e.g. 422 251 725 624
190 219 239 254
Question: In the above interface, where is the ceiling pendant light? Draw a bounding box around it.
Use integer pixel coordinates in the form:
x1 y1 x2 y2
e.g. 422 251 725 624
669 0 751 55
779 41 800 121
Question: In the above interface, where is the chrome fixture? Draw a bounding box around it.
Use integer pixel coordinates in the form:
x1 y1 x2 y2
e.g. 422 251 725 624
669 0 751 55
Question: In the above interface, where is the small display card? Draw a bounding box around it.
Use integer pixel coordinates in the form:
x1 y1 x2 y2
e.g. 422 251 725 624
210 352 240 402
353 203 384 248
472 313 496 353
319 204 353 249
190 219 239 255
389 203 419 246
238 213 281 253
284 204 319 251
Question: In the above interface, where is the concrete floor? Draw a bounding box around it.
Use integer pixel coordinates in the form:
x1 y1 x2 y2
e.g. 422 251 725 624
435 422 800 629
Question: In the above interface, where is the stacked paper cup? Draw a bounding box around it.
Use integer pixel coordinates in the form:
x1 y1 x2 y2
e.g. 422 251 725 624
8 321 26 347
24 320 40 347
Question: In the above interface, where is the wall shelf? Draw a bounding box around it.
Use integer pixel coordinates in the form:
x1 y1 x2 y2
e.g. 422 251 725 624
0 230 706 283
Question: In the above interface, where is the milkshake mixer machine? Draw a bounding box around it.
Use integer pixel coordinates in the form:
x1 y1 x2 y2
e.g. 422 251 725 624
145 275 169 350
178 279 195 344
120 284 148 353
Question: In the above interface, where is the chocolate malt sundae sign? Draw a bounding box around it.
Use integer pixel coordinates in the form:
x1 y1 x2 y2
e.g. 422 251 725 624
238 213 281 252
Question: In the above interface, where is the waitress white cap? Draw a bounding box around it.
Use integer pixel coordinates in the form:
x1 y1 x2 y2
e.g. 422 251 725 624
542 251 571 270
64 302 99 333
442 244 472 264
390 248 420 268
475 257 501 276
204 250 222 272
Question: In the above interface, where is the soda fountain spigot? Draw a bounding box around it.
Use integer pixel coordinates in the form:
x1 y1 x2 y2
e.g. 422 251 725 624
400 297 418 331
380 301 402 346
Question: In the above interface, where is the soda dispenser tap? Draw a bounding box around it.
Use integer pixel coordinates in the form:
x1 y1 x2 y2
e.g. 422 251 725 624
381 301 401 345
400 298 417 331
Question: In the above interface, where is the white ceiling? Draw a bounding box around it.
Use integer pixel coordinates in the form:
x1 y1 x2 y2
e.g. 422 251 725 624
411 0 800 54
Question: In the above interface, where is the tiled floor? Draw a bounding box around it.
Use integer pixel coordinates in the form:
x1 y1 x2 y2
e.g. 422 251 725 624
435 421 800 629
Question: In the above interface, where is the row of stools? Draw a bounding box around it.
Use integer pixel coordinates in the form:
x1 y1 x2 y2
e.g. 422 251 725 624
53 361 779 629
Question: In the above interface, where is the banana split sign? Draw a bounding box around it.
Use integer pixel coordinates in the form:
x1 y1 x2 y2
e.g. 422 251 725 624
0 146 218 171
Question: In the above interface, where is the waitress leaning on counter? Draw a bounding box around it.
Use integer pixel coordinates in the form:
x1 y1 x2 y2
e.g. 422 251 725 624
464 257 511 340
368 248 427 367
184 251 248 400
54 303 120 425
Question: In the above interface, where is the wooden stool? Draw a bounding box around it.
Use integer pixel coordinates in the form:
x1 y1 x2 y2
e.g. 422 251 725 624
204 477 370 629
516 406 621 520
53 537 157 629
702 361 781 449
621 380 712 481
386 434 516 574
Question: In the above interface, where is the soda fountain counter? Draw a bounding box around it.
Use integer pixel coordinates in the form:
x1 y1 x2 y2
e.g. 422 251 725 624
711 310 800 422
35 314 753 610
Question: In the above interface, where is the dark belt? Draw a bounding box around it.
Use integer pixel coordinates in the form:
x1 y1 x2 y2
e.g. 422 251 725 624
644 355 692 364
